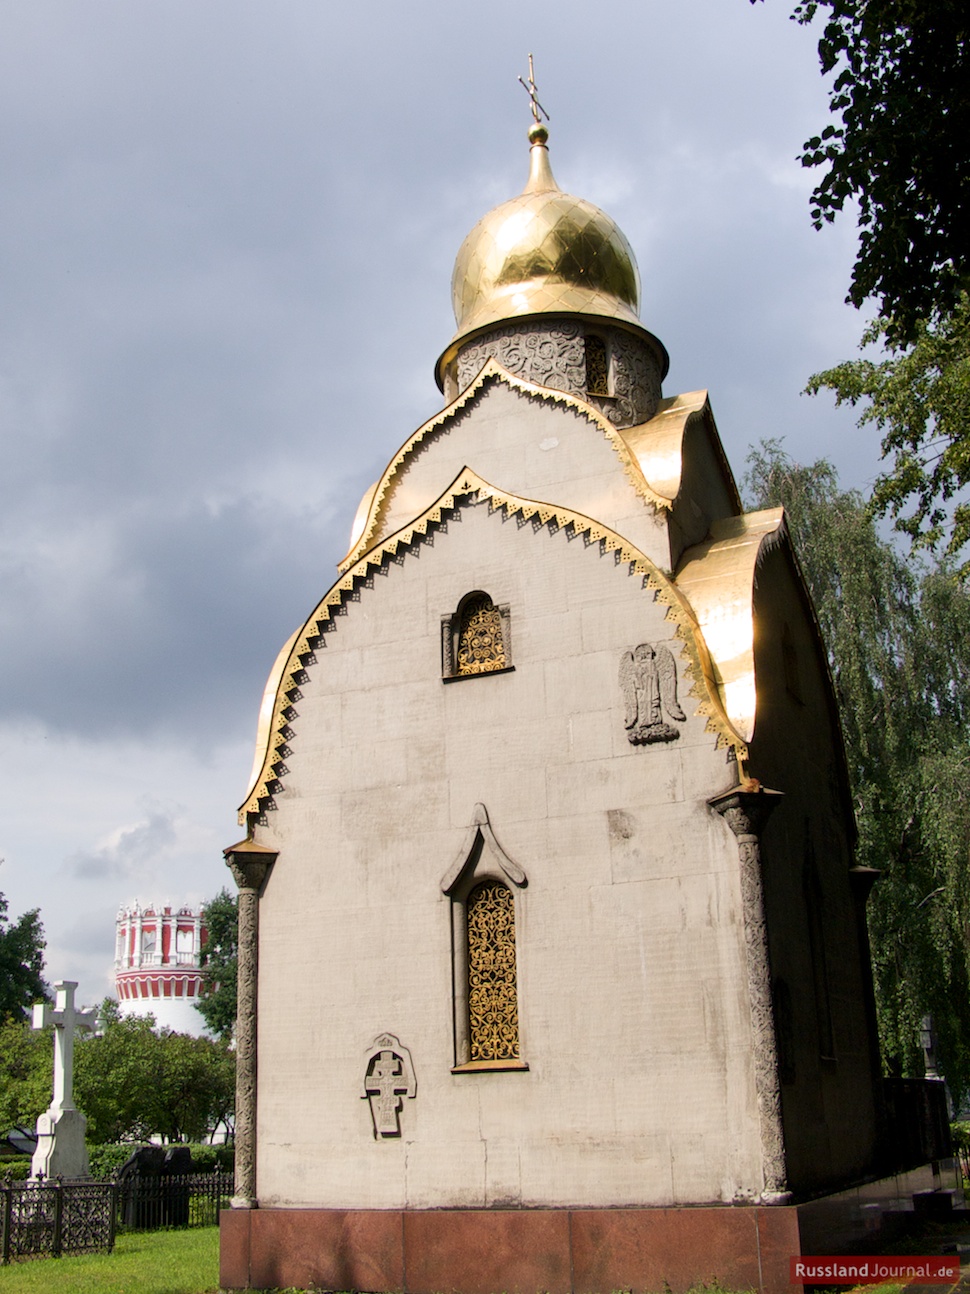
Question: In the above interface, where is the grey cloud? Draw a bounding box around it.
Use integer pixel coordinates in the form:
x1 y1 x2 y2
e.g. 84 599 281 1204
69 810 177 880
59 907 129 959
0 492 363 740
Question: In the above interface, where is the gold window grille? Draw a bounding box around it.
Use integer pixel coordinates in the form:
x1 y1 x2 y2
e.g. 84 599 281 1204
467 880 520 1062
456 594 507 676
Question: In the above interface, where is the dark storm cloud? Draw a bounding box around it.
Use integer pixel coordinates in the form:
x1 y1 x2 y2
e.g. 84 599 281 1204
0 490 360 738
0 0 884 1005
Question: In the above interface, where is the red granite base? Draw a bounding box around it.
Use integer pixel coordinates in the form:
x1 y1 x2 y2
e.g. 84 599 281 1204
220 1203 801 1294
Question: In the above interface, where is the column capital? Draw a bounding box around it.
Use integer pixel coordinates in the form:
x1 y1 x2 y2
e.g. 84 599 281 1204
224 839 277 892
709 781 783 841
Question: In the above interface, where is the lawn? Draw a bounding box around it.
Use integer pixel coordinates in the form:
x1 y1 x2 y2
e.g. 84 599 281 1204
0 1226 222 1294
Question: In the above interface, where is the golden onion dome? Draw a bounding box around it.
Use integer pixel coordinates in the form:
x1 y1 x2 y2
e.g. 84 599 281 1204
437 123 647 388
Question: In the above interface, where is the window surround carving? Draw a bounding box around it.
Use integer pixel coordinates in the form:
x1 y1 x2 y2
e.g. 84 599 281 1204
585 334 610 396
441 591 513 682
440 803 528 1072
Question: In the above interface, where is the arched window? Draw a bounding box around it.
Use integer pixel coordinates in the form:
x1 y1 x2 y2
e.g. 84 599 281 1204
585 335 609 396
457 594 506 675
467 880 520 1062
442 592 513 680
440 803 528 1071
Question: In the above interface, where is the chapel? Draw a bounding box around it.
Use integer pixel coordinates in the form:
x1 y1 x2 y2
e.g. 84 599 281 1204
219 113 947 1294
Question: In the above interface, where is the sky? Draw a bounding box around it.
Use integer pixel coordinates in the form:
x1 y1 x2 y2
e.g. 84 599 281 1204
0 0 881 1010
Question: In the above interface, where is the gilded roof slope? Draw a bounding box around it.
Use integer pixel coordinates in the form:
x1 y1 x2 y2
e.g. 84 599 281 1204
675 510 787 743
340 370 742 573
622 390 741 511
338 359 672 572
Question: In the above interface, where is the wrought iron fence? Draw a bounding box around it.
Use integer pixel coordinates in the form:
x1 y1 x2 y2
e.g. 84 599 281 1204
116 1170 233 1231
0 1169 233 1262
0 1178 115 1263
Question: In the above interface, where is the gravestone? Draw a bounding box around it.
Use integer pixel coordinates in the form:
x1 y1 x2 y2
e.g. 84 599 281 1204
162 1145 194 1226
116 1145 195 1228
31 980 97 1180
117 1146 166 1228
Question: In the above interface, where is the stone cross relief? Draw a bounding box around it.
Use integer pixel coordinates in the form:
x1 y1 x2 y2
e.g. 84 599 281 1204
31 980 98 1179
361 1033 416 1139
619 642 687 744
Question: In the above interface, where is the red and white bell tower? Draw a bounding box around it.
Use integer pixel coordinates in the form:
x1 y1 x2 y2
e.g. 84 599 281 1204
114 901 208 1035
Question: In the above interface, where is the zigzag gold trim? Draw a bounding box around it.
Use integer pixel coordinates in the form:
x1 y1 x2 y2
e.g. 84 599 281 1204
337 359 669 573
240 468 748 824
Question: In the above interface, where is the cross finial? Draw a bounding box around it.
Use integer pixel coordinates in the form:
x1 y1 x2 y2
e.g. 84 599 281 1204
518 54 549 126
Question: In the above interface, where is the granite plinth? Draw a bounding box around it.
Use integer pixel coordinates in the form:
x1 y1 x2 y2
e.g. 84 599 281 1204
220 1203 799 1294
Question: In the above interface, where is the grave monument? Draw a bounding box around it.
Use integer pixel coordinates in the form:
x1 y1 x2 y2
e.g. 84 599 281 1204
31 980 97 1180
220 78 952 1294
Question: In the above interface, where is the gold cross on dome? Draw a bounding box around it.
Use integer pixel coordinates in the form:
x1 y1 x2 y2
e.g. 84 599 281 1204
518 54 549 124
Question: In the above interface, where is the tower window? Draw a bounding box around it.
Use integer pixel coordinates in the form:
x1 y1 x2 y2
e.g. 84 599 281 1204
467 880 520 1062
442 592 513 681
585 335 609 396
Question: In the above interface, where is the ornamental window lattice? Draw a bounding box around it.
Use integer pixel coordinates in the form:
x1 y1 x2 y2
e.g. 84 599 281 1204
467 880 520 1062
442 593 512 680
457 595 506 675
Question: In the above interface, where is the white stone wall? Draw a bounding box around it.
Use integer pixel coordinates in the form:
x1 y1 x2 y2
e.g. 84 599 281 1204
254 493 763 1210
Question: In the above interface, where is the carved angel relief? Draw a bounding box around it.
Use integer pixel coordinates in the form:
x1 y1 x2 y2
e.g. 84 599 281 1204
619 642 687 745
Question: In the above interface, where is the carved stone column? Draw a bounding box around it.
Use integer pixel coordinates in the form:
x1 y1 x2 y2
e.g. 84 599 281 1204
224 838 277 1210
709 784 788 1203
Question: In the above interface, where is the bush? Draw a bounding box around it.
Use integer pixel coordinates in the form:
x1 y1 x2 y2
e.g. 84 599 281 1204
87 1142 145 1181
0 1157 31 1181
86 1141 234 1180
185 1142 234 1173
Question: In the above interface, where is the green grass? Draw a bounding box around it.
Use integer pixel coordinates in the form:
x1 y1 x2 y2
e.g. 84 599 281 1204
0 1226 220 1294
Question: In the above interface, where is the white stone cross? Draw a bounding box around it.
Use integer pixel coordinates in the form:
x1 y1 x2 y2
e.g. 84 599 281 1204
33 981 97 1113
364 1051 409 1136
